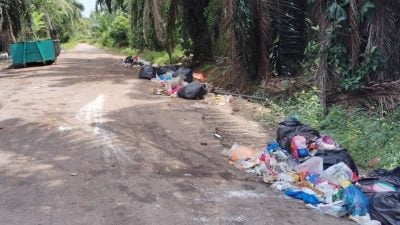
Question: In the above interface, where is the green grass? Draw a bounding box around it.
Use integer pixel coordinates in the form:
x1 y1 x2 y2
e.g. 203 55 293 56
61 39 79 50
101 45 184 65
141 48 184 65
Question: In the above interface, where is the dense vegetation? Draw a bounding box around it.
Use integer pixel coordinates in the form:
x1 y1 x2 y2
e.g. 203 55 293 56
0 0 84 51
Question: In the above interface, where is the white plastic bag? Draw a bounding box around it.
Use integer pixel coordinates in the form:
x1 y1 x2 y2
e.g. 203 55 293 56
321 162 354 185
295 157 324 174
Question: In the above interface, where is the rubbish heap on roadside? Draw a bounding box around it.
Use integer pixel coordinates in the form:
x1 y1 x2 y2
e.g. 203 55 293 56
120 55 150 67
121 55 208 100
228 117 400 225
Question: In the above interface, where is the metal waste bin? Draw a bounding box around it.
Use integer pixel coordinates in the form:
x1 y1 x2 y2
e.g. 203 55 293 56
10 39 58 66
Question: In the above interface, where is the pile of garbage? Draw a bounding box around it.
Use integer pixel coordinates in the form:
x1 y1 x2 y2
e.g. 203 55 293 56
228 117 400 225
120 55 150 67
121 55 208 100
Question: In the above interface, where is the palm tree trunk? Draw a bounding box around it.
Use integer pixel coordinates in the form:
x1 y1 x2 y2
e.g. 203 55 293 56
151 0 164 46
142 0 149 45
5 10 16 43
44 10 53 39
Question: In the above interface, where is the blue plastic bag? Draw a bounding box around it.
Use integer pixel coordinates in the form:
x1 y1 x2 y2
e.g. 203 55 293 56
343 184 369 216
285 189 321 205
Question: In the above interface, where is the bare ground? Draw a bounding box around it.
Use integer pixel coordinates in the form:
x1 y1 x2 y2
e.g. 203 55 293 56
0 44 354 225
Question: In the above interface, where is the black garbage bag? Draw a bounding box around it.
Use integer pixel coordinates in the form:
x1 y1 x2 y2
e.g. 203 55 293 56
124 56 133 64
173 67 193 83
368 167 400 188
177 82 207 100
157 65 178 75
139 65 156 80
315 149 359 175
369 192 400 225
276 118 320 152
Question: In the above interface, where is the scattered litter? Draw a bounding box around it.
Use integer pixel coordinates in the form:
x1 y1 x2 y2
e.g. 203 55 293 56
214 134 222 139
120 55 208 100
224 117 399 225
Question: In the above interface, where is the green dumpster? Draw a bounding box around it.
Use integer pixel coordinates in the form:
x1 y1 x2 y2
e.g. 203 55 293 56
10 39 58 66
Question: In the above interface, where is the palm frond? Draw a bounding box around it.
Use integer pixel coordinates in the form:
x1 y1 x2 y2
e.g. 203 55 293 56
234 0 258 80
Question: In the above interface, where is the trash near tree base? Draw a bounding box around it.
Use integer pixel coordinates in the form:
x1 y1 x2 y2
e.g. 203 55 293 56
227 117 400 225
119 55 208 100
121 55 400 225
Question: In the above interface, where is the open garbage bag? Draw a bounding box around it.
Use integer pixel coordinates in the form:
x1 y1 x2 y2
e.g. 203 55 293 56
139 65 156 80
276 118 320 153
157 65 178 76
173 67 193 83
315 149 359 176
177 81 207 100
368 167 400 188
343 183 370 217
369 192 400 225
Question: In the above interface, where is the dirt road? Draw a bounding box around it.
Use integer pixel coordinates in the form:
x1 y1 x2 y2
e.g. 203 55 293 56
0 44 353 225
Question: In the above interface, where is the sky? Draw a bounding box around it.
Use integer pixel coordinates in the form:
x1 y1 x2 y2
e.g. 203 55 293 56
78 0 96 18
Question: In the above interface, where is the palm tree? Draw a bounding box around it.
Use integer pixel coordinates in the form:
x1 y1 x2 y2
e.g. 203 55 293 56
0 0 28 52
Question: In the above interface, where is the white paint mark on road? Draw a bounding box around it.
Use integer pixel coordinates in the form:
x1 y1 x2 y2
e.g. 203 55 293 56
76 95 132 170
223 190 266 199
58 126 73 132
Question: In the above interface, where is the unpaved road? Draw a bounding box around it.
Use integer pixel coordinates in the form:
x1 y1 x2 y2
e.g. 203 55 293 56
0 44 353 225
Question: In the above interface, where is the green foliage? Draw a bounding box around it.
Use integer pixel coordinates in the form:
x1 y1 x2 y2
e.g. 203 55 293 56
316 0 386 91
280 87 324 128
320 107 400 170
32 11 46 35
341 46 386 90
108 15 130 47
269 0 309 77
61 39 78 49
302 28 321 77
90 12 131 48
235 0 258 79
141 47 184 65
205 0 222 30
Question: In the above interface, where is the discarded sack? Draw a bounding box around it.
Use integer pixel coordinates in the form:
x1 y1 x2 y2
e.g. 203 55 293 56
157 65 178 76
285 189 321 205
276 118 320 153
173 67 193 83
343 183 370 216
368 167 400 188
369 192 400 225
315 149 359 176
177 81 207 100
139 65 156 80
